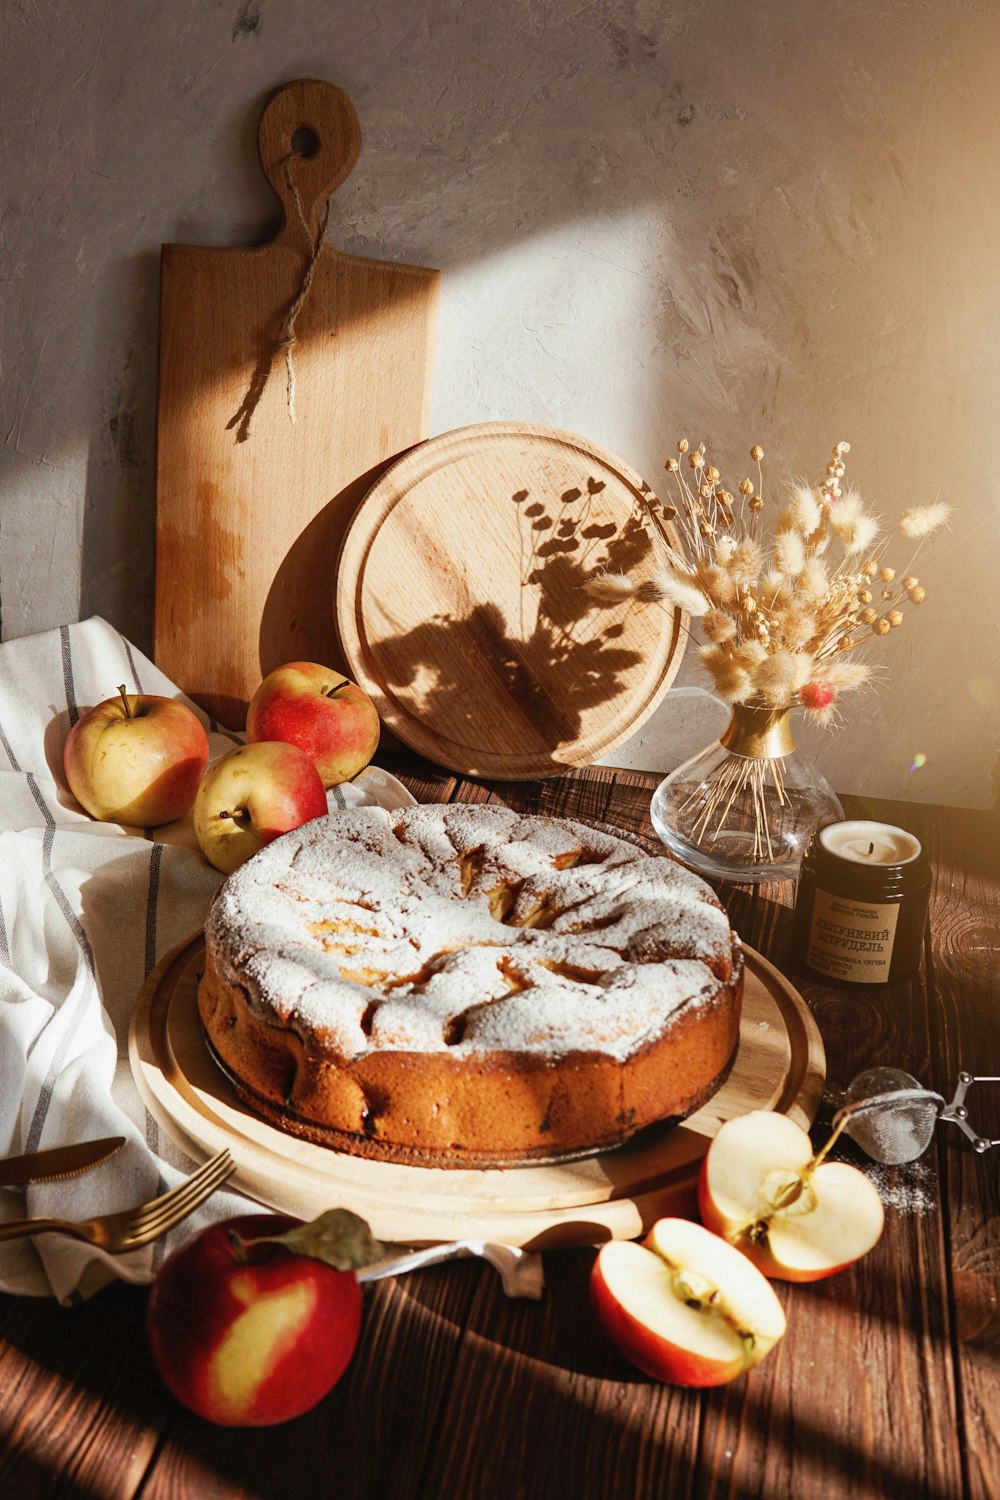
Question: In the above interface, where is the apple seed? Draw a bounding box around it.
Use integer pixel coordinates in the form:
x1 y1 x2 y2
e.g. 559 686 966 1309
739 1169 818 1248
672 1267 721 1311
762 1167 812 1213
670 1266 758 1348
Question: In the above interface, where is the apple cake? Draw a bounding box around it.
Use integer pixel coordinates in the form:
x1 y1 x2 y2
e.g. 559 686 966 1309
197 804 744 1167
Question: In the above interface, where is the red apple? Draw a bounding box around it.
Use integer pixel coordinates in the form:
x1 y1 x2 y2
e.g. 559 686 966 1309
698 1110 885 1282
591 1218 786 1387
246 662 380 787
146 1213 362 1426
63 686 209 827
194 741 328 874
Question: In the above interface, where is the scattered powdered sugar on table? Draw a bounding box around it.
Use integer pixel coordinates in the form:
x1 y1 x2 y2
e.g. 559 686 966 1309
865 1156 938 1215
822 1080 939 1214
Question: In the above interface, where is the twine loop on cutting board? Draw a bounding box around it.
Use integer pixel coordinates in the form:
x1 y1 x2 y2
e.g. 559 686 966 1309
225 154 331 441
279 160 331 424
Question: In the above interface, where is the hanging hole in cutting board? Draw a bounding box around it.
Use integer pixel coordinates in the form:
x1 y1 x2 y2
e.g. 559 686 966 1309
291 125 320 159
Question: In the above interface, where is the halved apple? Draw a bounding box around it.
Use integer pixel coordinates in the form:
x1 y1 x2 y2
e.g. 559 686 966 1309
698 1110 885 1282
590 1217 786 1386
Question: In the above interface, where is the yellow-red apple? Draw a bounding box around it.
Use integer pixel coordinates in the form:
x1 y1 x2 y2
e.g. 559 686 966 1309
146 1213 362 1426
698 1110 885 1282
246 662 380 787
63 686 209 827
194 741 327 874
590 1218 786 1386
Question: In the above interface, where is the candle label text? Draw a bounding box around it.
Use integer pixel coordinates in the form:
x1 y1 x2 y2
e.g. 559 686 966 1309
806 891 900 983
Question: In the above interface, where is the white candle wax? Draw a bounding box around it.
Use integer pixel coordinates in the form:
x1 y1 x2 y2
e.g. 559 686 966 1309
819 820 922 866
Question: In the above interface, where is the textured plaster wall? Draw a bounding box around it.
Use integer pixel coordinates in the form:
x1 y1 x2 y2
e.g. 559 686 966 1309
1 0 998 807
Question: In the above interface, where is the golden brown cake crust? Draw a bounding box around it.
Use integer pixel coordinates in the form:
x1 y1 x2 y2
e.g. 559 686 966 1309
198 805 744 1168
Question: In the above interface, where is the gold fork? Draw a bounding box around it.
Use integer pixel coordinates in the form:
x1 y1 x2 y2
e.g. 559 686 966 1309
0 1149 235 1252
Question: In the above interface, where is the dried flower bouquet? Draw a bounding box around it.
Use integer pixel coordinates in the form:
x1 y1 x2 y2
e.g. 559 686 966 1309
587 438 949 722
585 439 950 879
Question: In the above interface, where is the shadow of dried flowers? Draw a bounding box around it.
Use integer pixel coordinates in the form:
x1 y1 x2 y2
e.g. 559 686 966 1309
372 474 661 754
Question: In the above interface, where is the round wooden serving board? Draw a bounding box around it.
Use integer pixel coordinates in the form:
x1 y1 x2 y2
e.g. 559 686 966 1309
335 422 685 779
129 935 825 1249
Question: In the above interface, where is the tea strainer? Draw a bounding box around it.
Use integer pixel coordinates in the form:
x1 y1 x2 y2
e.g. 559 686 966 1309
830 1067 999 1165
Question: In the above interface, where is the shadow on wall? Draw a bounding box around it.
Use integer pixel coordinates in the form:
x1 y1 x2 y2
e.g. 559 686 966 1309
79 248 163 655
56 0 993 794
70 2 718 683
108 36 704 725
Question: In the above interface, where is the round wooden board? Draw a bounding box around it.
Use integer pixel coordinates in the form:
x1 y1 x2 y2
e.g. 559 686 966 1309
335 422 685 779
129 936 825 1250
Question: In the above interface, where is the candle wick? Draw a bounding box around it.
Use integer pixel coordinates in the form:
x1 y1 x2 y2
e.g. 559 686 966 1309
867 842 875 855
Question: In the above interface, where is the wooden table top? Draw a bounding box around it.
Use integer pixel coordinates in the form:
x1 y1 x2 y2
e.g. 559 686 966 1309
1 756 997 1499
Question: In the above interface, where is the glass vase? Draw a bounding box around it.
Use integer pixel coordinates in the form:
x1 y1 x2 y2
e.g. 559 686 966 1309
649 702 844 883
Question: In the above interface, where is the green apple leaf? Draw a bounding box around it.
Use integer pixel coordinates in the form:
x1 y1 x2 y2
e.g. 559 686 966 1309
233 1208 386 1271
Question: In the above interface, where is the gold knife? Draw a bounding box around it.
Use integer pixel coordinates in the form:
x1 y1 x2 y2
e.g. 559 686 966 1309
0 1137 127 1188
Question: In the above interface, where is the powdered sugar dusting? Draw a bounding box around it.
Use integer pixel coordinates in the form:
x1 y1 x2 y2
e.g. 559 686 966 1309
864 1157 938 1215
205 805 739 1063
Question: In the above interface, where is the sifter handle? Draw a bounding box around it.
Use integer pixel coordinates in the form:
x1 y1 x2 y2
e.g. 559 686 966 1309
939 1073 1000 1153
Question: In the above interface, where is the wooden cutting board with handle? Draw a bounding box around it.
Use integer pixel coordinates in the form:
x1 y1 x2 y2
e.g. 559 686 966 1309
154 79 439 727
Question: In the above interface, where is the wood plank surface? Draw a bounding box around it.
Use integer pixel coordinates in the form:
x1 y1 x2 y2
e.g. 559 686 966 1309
154 80 439 727
0 761 996 1499
911 803 1000 1500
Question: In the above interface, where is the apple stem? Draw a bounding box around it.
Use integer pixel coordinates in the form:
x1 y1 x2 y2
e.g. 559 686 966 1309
809 1112 851 1171
117 684 133 720
750 1171 806 1238
234 1208 386 1270
750 1117 852 1240
767 1180 803 1214
323 679 349 698
226 1230 250 1264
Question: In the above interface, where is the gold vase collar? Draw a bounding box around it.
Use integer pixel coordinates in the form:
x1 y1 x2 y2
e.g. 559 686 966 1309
719 703 796 759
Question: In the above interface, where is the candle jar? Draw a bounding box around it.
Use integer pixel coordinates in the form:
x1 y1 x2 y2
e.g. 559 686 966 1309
793 820 931 985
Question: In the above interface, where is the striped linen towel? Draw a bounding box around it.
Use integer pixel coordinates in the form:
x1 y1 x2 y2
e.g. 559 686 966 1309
0 617 412 1303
